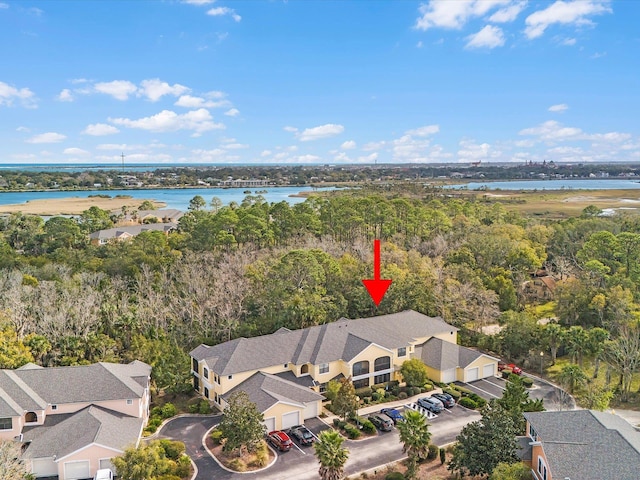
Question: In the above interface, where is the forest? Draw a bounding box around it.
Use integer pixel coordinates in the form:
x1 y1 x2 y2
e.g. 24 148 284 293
0 185 639 408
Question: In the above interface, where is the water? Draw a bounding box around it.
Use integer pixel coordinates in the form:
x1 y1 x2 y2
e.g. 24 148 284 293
445 179 640 190
0 186 332 211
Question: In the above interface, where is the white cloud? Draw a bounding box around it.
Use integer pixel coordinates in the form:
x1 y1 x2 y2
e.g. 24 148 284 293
465 25 506 49
96 143 167 151
560 37 577 45
519 120 582 140
224 108 239 117
16 126 30 132
0 3 8 9
283 126 299 133
174 94 229 108
94 80 138 100
224 143 249 149
82 123 120 136
524 0 612 39
363 141 386 151
261 150 272 157
0 81 36 107
548 103 569 112
71 78 89 84
341 140 357 150
415 0 512 30
489 1 528 22
63 147 90 156
207 6 241 22
26 132 66 144
183 0 215 4
110 108 224 134
457 139 501 161
298 124 345 141
406 125 440 136
56 89 74 102
138 78 189 102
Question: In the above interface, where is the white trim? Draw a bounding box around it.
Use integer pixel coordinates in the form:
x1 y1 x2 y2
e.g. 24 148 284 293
264 399 305 410
352 367 393 382
55 442 122 463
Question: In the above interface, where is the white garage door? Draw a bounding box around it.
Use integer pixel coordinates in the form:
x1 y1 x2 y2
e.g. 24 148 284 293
466 367 479 382
264 416 276 433
64 460 90 480
303 401 318 420
483 363 495 378
99 458 115 472
441 368 456 384
281 411 300 430
31 458 58 477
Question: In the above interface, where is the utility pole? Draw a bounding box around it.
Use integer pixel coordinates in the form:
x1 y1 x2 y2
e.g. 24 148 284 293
121 152 125 173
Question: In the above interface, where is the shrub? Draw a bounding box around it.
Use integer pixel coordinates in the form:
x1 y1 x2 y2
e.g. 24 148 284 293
424 383 434 391
344 424 361 439
443 388 461 400
198 400 211 414
150 406 163 418
210 429 224 445
372 392 382 402
157 476 181 480
254 441 269 467
439 447 446 465
361 419 376 434
398 391 408 400
427 444 439 460
452 385 473 396
385 473 405 480
333 418 341 427
419 386 427 393
522 377 534 388
355 387 373 398
459 397 478 409
174 455 191 478
409 386 421 396
188 404 199 414
389 380 400 388
229 458 247 472
502 369 513 379
158 439 186 460
161 403 177 419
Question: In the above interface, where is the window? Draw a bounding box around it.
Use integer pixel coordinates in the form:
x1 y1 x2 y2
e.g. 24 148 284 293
353 378 369 389
529 423 536 440
204 387 209 399
193 375 200 391
228 375 233 380
352 360 369 377
203 367 209 380
397 347 406 357
126 399 133 405
319 383 327 393
374 356 391 372
284 363 288 368
319 363 329 374
537 458 547 480
192 358 198 373
0 418 12 430
51 405 57 411
301 364 309 375
374 373 390 384
25 412 37 423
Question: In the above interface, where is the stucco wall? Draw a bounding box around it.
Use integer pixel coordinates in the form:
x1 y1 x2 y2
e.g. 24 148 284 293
57 444 122 480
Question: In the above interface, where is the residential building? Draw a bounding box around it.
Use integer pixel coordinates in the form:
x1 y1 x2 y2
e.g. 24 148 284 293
89 222 177 245
0 361 151 480
523 410 640 480
190 310 497 431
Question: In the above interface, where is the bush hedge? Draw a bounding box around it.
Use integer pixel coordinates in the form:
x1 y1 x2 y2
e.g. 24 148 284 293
442 388 461 400
522 377 534 388
427 444 439 460
385 473 404 480
459 397 478 409
343 424 361 439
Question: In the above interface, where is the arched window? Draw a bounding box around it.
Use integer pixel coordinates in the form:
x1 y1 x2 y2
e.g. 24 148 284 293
374 356 391 372
352 361 369 377
25 412 37 423
301 364 309 374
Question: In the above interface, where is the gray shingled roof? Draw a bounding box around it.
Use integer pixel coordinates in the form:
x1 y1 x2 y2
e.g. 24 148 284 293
418 337 491 370
0 361 150 410
22 405 143 459
524 410 640 480
191 310 457 375
137 209 184 221
89 222 177 240
222 372 324 413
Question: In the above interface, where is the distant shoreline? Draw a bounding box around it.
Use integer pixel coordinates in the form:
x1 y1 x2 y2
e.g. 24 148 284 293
0 197 166 216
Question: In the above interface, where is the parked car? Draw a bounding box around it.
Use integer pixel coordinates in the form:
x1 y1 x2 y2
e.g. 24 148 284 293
289 425 315 446
431 392 456 408
94 470 114 480
417 396 444 413
368 413 394 431
498 362 522 375
380 408 404 424
267 430 293 451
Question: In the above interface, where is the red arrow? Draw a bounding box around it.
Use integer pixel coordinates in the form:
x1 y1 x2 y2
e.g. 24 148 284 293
362 239 392 307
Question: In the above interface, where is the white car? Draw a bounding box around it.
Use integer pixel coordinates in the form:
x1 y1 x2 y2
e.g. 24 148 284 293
94 469 114 480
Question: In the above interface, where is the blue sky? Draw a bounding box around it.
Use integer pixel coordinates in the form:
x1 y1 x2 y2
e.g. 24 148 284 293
0 0 638 164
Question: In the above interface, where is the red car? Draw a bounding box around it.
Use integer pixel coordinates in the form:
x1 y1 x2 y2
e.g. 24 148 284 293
267 430 293 451
498 362 522 375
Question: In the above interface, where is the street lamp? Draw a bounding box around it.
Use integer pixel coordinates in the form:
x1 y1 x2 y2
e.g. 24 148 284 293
355 396 361 429
540 351 544 375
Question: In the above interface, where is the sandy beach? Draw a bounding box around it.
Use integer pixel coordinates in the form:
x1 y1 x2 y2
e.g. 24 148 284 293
0 197 166 215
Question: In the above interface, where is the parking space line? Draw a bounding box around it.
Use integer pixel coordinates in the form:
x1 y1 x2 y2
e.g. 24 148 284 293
292 442 306 455
463 382 501 399
481 379 506 391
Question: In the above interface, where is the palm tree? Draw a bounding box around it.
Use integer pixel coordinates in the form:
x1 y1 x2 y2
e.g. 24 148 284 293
558 364 587 394
397 410 432 479
314 430 349 480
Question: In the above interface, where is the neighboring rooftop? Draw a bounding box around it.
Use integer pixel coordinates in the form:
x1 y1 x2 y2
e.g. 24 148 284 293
417 337 495 371
191 310 458 375
89 222 177 240
524 410 640 480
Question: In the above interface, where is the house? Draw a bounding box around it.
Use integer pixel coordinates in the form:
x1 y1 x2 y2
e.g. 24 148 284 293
190 310 498 431
89 222 177 245
523 410 640 480
0 361 151 480
128 209 184 224
522 270 557 301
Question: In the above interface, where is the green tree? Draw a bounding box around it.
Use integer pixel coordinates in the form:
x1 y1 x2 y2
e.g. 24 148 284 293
218 391 266 455
583 384 614 411
0 323 34 368
400 358 429 387
588 327 609 378
497 375 544 434
188 195 207 211
448 403 519 478
112 441 173 480
490 462 531 480
210 196 223 213
42 216 86 251
78 206 114 233
138 200 156 210
332 377 358 421
0 440 30 480
565 326 590 366
397 409 432 480
498 311 541 362
541 322 564 365
314 429 349 480
557 364 587 394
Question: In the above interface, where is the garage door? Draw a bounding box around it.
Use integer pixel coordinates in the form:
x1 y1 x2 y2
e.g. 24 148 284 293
466 367 479 382
32 458 58 477
64 460 90 480
281 411 300 430
99 458 115 472
264 416 276 433
303 401 318 420
441 369 456 384
483 364 495 378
